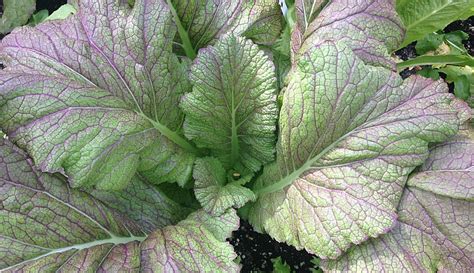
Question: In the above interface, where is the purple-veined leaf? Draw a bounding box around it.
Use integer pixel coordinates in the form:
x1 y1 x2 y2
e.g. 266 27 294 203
323 125 474 272
0 0 195 190
0 138 240 272
249 0 471 259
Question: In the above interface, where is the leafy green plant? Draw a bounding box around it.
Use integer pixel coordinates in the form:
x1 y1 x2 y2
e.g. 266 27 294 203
396 0 474 47
0 0 472 271
396 28 474 104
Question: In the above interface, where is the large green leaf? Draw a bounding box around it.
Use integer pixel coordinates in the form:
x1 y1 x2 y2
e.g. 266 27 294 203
0 138 239 271
249 0 470 259
396 0 474 47
324 126 474 272
0 0 195 190
0 0 36 34
181 35 278 173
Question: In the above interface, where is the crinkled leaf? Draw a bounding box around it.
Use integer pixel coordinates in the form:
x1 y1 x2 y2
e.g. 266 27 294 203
396 0 474 47
298 0 404 69
0 0 36 34
181 36 278 173
324 126 474 272
233 0 285 45
140 209 240 272
91 175 193 233
0 138 146 271
0 138 240 271
194 157 256 216
249 0 470 259
0 0 194 190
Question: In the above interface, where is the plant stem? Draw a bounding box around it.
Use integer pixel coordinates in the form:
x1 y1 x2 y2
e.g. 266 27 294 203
139 113 201 155
166 0 197 60
397 54 474 71
253 131 349 196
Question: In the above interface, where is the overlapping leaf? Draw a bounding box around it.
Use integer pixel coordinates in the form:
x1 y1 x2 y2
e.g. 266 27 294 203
324 126 474 272
0 0 195 190
194 157 256 216
0 138 239 272
181 36 278 173
249 0 471 259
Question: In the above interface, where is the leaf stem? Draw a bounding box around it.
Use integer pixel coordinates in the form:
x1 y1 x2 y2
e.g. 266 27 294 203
139 113 201 155
396 54 474 71
253 131 349 196
166 0 197 59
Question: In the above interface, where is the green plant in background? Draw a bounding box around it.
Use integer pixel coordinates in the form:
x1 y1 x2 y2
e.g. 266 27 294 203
272 257 291 273
0 0 36 33
396 0 474 47
396 0 474 106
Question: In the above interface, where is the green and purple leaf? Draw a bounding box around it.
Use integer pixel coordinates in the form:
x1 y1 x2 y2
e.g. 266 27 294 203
249 0 470 259
0 0 193 190
324 125 474 272
0 138 239 272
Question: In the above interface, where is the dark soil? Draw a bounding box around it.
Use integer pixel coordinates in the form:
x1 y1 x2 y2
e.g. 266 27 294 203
445 16 474 56
229 220 318 273
36 0 67 14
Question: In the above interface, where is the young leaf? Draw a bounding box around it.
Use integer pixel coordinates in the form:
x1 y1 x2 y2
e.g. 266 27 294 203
0 0 36 34
138 135 196 187
396 0 474 47
0 138 240 271
0 0 195 190
415 33 445 55
181 36 278 173
249 0 471 259
323 126 474 272
194 157 256 216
